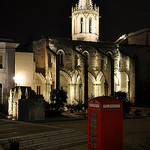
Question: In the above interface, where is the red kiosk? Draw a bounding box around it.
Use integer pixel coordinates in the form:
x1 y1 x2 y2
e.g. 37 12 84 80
88 96 123 150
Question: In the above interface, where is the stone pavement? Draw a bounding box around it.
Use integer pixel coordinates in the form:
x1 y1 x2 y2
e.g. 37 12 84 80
0 119 87 150
44 118 150 150
0 117 150 150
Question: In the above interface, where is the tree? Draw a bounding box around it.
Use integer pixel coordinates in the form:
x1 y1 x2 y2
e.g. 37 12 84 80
50 89 67 111
114 91 131 116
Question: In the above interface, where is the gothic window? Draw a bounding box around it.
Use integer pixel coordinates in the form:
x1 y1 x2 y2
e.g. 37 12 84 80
74 19 76 34
101 59 104 70
37 86 41 95
48 54 52 67
83 51 89 59
83 51 89 66
89 18 92 33
58 51 64 66
80 18 83 33
0 56 3 68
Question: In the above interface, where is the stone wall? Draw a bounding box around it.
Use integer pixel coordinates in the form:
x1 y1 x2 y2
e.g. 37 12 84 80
120 45 149 104
128 28 150 46
0 42 18 103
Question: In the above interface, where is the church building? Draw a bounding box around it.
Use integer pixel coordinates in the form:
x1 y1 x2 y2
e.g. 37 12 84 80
2 0 135 108
12 0 135 105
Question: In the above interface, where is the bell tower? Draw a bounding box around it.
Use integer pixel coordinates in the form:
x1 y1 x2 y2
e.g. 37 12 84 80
72 0 99 42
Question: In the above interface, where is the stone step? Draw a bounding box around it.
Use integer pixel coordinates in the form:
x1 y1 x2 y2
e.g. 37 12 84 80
20 138 87 150
20 136 87 150
0 129 87 150
19 132 85 147
20 131 87 149
35 139 87 150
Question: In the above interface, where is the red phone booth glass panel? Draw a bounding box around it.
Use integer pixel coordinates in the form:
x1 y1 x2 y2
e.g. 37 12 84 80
88 96 123 150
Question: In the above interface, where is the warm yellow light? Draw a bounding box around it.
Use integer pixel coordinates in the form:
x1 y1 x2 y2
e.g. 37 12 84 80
14 74 23 85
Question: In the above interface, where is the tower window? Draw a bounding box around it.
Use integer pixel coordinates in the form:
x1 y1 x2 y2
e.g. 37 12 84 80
74 19 76 34
80 18 83 33
89 18 92 33
37 86 41 95
0 56 3 68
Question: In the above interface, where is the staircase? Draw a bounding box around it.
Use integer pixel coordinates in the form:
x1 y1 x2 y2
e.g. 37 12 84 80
0 128 87 150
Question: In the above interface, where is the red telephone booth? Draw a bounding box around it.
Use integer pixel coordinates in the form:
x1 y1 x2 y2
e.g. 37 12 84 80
88 96 123 150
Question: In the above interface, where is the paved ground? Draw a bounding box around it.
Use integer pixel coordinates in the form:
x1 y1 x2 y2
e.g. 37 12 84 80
0 119 62 140
0 117 150 150
45 118 150 150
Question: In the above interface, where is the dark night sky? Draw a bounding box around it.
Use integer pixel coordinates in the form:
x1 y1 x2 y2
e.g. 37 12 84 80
0 0 150 43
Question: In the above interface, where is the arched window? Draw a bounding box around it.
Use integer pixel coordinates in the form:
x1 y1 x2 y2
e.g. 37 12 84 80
80 18 83 33
89 18 92 33
83 51 89 59
83 51 89 66
74 19 76 34
101 59 104 70
48 54 52 67
57 51 64 66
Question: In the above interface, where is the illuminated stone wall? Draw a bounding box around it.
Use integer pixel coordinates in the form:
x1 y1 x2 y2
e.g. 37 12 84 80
121 45 149 104
46 39 113 104
15 38 135 104
0 41 18 103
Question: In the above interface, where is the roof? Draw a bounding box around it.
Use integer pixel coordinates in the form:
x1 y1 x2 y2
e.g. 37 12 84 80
0 38 14 42
128 28 150 37
78 0 93 10
16 42 33 53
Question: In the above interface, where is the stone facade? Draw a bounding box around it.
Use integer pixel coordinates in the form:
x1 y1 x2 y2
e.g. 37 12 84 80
120 28 150 104
28 38 135 104
115 28 150 104
0 39 19 103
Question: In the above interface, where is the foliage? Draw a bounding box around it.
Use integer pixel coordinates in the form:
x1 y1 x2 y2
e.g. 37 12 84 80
50 89 67 111
0 103 8 115
67 99 84 112
114 91 131 116
44 89 67 117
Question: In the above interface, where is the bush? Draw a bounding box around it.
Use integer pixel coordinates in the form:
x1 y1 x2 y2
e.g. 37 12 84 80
50 89 67 111
133 109 142 116
114 91 131 116
44 102 62 117
66 99 84 112
44 89 67 117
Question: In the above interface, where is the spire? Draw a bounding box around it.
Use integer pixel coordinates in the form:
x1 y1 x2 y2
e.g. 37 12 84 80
78 0 93 10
